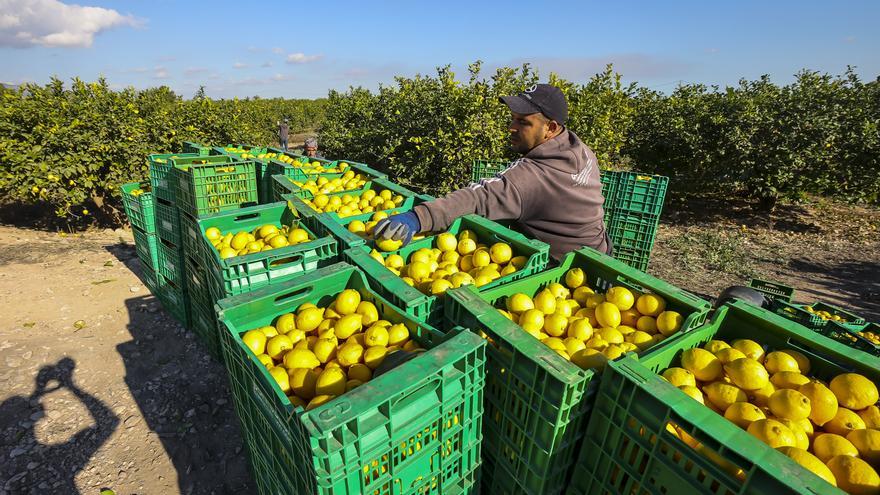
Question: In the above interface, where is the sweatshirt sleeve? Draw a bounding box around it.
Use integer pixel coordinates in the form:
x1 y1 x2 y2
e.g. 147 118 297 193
413 162 533 232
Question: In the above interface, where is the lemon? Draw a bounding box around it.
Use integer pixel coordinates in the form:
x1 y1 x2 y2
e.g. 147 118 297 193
384 323 409 347
620 308 640 327
747 418 798 448
283 348 320 369
436 233 458 252
704 339 731 354
356 301 379 325
288 228 310 244
715 347 747 364
764 351 801 374
489 242 513 264
268 366 291 393
242 329 268 355
769 371 811 391
768 389 811 421
655 311 683 336
334 289 360 315
797 381 839 426
636 316 658 333
571 348 607 370
560 336 585 355
347 363 372 383
546 282 570 299
749 381 777 407
289 368 319 400
585 335 608 350
276 313 296 333
258 325 278 338
307 394 335 411
572 286 595 305
704 382 748 411
859 406 880 429
219 247 238 259
785 349 812 375
595 302 621 328
567 318 594 340
723 357 769 391
315 367 347 396
681 348 723 382
597 327 624 345
457 238 477 255
636 293 666 317
266 335 294 360
377 238 403 251
605 287 635 311
519 309 545 333
625 330 654 351
825 407 867 437
827 455 880 494
731 339 765 363
256 354 273 368
313 338 338 364
831 373 879 410
564 268 585 289
296 307 324 332
542 337 567 353
679 385 705 404
363 346 388 369
205 227 221 240
364 325 389 347
543 314 568 337
776 447 837 486
662 367 696 387
603 344 625 360
724 402 766 429
231 231 250 250
533 290 557 315
334 314 363 339
776 418 810 450
429 279 452 295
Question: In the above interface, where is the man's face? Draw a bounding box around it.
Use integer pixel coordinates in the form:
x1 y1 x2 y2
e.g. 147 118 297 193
305 146 317 157
508 111 552 154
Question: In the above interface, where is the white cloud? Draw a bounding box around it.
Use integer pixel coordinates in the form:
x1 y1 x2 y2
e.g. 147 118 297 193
153 66 169 79
233 62 248 69
272 73 293 82
0 0 140 48
286 52 322 64
271 47 284 55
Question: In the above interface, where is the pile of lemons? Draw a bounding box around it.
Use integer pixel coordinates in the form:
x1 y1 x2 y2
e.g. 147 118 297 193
205 223 312 259
499 268 681 370
365 230 527 296
289 170 368 196
301 189 406 218
222 146 259 160
804 305 853 324
240 288 424 411
271 153 350 174
662 338 880 492
128 186 149 197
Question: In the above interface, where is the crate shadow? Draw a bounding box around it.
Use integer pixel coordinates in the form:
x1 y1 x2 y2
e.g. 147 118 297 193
786 258 880 321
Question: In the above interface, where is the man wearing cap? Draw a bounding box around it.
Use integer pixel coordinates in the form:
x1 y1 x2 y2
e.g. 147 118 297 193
303 137 321 158
278 119 289 151
374 83 611 260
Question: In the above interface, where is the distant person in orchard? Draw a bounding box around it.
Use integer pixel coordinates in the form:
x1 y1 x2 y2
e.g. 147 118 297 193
278 119 289 151
374 83 611 260
303 137 321 158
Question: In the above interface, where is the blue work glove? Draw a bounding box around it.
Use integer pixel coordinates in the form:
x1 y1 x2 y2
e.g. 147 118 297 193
373 211 421 246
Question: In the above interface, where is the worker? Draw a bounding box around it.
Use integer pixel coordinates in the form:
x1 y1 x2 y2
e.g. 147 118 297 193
278 119 289 151
374 83 611 260
303 137 322 158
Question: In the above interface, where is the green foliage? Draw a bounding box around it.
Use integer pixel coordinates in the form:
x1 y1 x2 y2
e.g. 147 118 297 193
0 77 325 222
322 64 880 207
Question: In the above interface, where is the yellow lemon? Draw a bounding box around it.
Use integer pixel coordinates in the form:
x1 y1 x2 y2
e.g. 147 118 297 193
266 334 294 360
573 286 595 305
363 346 388 369
567 318 594 340
506 293 534 313
347 363 372 383
715 347 747 364
858 406 880 429
336 342 364 367
205 227 221 240
724 358 770 391
636 316 658 333
785 349 812 375
776 447 837 486
776 418 810 450
584 293 606 310
656 311 683 336
256 354 273 368
764 351 801 374
749 381 777 408
563 337 587 356
679 385 705 404
825 408 867 437
625 330 654 351
287 228 310 244
595 302 621 328
242 329 268 355
826 455 880 494
275 313 296 333
533 290 557 315
662 367 696 387
747 418 798 449
681 348 723 382
312 338 337 364
315 367 347 396
731 339 765 363
564 268 585 289
335 289 361 315
571 348 607 370
830 374 879 411
283 348 320 370
724 401 766 429
597 327 624 345
704 339 731 354
430 278 453 296
289 368 319 400
489 242 512 264
334 314 363 339
306 394 335 410
847 429 880 465
377 238 403 251
636 293 666 317
605 287 635 311
620 308 640 327
770 371 811 390
704 382 748 411
356 301 379 325
364 325 389 347
457 238 477 255
436 232 458 252
268 366 290 393
768 389 811 421
543 314 569 337
296 307 324 333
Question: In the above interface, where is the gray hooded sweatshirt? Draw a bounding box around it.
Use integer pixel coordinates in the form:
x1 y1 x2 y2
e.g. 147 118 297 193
413 128 609 260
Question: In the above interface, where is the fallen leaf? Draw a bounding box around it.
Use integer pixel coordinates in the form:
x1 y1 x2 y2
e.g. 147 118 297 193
23 322 35 328
92 279 115 285
74 320 86 330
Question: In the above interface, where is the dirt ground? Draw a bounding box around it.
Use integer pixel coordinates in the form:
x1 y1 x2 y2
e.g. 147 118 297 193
0 198 877 494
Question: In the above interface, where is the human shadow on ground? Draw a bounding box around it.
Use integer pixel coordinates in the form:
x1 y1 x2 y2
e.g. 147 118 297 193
113 289 253 494
787 258 880 321
0 358 119 494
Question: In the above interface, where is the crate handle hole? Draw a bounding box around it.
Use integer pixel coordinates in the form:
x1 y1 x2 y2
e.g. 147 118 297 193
270 255 304 268
273 287 313 305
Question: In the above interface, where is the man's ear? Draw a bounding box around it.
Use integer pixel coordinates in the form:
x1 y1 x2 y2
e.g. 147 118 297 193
545 120 560 138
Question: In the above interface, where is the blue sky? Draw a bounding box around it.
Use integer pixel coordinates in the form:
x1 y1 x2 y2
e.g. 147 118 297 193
2 0 878 99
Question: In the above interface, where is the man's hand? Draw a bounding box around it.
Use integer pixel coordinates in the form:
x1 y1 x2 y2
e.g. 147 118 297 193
373 211 421 247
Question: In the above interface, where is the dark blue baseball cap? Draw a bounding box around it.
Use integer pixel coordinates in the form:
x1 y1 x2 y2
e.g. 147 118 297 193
500 83 568 124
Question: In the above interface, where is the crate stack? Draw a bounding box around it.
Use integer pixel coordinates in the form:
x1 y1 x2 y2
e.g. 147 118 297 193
120 182 159 293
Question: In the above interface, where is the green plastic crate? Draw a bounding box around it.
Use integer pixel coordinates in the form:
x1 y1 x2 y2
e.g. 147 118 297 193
470 159 510 182
568 299 880 495
185 255 221 360
216 262 486 495
120 182 156 233
271 173 346 203
154 199 180 245
216 144 269 158
174 158 259 217
344 214 550 326
197 202 339 300
157 238 185 286
773 300 867 331
156 273 189 326
608 171 669 216
182 141 213 155
179 212 203 261
149 152 203 203
285 178 421 224
607 210 661 272
443 247 712 495
140 264 159 295
132 226 160 273
748 278 796 303
820 321 879 356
